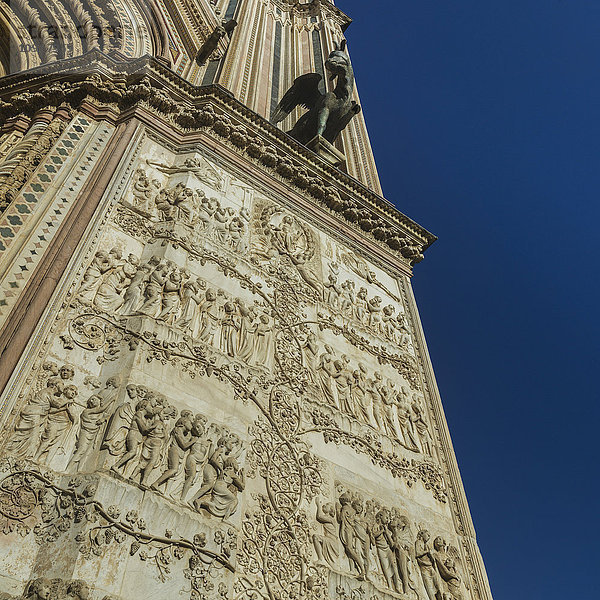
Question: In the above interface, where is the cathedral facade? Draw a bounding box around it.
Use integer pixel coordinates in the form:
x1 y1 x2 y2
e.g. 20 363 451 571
0 1 492 599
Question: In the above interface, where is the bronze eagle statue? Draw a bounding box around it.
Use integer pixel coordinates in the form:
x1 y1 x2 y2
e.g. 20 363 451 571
271 40 361 145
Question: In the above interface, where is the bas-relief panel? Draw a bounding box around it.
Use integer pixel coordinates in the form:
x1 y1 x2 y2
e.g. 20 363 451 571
0 139 472 600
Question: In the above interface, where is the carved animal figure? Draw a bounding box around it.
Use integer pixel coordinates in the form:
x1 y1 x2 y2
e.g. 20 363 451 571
272 40 361 145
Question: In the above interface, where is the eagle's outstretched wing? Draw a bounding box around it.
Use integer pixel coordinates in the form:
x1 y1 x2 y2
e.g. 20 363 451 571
271 73 323 124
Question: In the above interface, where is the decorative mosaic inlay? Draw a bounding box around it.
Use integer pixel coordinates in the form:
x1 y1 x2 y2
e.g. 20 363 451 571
0 119 115 325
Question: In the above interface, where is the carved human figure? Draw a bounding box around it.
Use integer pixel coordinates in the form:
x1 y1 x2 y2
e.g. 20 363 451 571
158 267 183 324
301 331 320 383
131 169 161 213
354 287 369 324
367 296 383 331
133 402 171 487
94 254 139 313
253 313 274 369
8 380 59 457
155 187 176 220
181 417 213 501
389 512 418 596
151 410 195 491
47 363 75 395
431 537 466 600
191 436 233 510
380 379 402 441
313 498 339 567
289 251 323 297
177 278 203 332
368 372 386 432
337 492 366 579
67 394 113 470
236 300 256 363
23 578 52 600
396 387 420 451
370 509 402 592
351 364 375 427
381 305 397 338
213 206 234 244
197 288 220 342
228 215 247 252
34 385 78 462
317 345 338 408
138 261 169 318
333 359 354 416
120 257 159 315
220 301 239 357
66 580 90 600
173 185 197 225
352 499 372 580
79 250 111 305
198 196 219 232
415 530 443 600
339 280 355 317
196 456 244 520
101 384 138 456
111 399 154 475
324 273 341 308
411 398 435 456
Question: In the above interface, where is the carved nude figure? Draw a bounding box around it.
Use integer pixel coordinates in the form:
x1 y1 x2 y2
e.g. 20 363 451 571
181 417 213 502
151 410 195 491
191 436 233 510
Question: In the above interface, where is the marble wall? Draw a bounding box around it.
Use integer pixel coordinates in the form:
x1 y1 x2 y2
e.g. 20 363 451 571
0 136 471 600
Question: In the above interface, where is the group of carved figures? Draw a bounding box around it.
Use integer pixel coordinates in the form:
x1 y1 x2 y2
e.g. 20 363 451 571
303 338 434 455
78 251 276 367
325 263 412 349
130 167 249 252
0 578 119 600
313 491 466 600
7 367 245 521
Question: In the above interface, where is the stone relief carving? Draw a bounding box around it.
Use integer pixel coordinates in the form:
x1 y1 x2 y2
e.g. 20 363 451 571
0 576 123 600
0 145 464 599
317 486 470 600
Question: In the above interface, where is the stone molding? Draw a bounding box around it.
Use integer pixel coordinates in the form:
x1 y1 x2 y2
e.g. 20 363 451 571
0 51 436 268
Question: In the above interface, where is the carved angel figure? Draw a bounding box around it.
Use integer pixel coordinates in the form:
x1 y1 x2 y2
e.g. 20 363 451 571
272 41 361 145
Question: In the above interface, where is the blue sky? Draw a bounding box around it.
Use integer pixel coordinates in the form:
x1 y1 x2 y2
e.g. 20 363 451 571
342 1 599 597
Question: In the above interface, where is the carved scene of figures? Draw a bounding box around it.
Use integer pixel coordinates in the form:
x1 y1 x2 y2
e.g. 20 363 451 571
6 363 245 522
103 383 245 521
314 487 468 600
127 166 248 252
301 337 435 457
324 262 413 351
0 576 122 600
76 253 276 370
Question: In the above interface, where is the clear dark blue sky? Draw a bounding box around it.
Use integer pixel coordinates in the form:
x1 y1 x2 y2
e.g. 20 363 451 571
342 1 599 598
